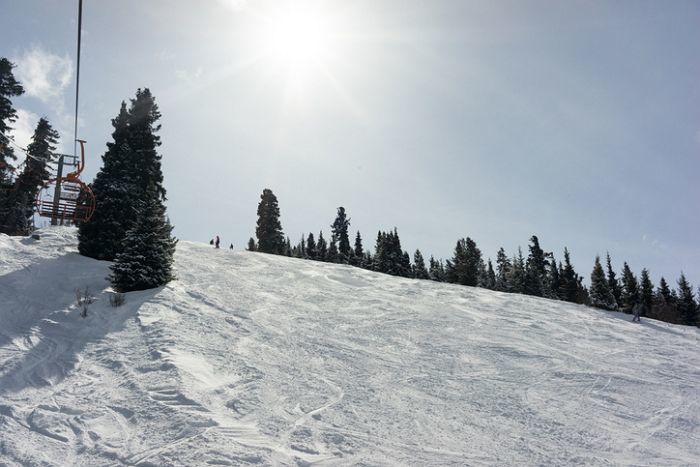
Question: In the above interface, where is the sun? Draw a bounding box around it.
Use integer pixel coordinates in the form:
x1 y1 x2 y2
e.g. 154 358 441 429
255 5 336 85
264 8 330 70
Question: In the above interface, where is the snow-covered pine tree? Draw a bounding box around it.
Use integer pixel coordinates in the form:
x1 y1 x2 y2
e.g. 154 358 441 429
676 273 697 326
639 268 654 317
620 262 639 313
331 206 351 262
109 194 177 292
255 188 285 254
413 249 429 279
3 118 58 235
606 253 622 310
589 255 617 310
80 89 166 260
0 58 23 185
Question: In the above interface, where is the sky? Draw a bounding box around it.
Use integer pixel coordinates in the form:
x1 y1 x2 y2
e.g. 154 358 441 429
1 0 699 288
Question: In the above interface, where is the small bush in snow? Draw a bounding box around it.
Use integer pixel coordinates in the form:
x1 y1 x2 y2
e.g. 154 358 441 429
75 287 96 318
109 292 125 307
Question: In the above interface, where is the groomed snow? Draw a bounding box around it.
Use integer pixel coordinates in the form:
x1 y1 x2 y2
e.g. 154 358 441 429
0 227 698 466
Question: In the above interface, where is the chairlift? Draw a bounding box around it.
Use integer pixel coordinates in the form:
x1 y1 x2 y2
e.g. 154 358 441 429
35 140 95 224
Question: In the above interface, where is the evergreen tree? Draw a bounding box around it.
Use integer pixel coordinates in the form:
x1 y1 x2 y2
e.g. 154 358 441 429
495 247 511 291
299 234 306 258
450 237 481 286
559 247 578 303
606 253 622 310
639 268 654 317
412 249 429 279
352 231 364 265
0 58 24 184
620 262 639 313
483 259 497 290
327 236 339 262
317 231 327 261
657 277 672 303
401 250 412 277
507 248 526 294
306 232 316 260
524 235 547 296
255 188 284 254
109 194 177 292
548 255 561 299
589 255 617 310
331 206 351 262
284 236 292 256
80 90 166 260
676 273 698 326
576 275 590 305
428 256 444 282
3 118 58 235
247 237 257 251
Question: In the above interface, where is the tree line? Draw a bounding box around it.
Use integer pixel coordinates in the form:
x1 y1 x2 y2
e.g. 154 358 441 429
251 189 699 327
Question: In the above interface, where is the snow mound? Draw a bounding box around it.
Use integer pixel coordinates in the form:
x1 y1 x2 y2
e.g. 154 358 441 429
1 227 698 466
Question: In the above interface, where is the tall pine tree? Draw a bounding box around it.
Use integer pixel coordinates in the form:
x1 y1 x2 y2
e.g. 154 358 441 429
639 268 654 317
331 206 351 262
0 58 24 185
559 248 578 303
80 89 167 260
620 262 639 313
3 118 58 235
589 255 617 310
255 188 284 254
606 253 622 310
676 273 698 326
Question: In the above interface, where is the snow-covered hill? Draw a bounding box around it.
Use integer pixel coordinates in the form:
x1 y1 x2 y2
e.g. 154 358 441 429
0 228 698 466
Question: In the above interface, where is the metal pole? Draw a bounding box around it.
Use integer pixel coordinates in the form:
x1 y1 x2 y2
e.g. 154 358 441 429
73 0 83 159
51 155 64 226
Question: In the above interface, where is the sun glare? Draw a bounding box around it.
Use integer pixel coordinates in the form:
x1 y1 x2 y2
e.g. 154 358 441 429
256 5 336 86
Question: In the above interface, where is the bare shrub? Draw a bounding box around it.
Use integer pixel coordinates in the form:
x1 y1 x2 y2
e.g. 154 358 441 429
75 286 96 318
109 292 125 307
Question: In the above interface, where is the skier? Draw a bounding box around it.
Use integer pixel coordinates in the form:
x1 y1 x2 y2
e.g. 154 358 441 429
632 302 642 322
209 239 214 245
229 243 233 250
215 235 220 249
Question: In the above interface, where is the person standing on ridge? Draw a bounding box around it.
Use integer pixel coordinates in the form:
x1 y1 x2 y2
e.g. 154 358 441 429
229 243 233 250
215 235 220 249
632 302 642 322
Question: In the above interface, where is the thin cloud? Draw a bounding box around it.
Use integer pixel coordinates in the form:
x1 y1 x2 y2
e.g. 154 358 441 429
10 108 39 151
175 66 204 83
13 46 73 105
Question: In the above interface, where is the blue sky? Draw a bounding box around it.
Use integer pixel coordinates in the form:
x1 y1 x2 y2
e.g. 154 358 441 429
2 0 699 287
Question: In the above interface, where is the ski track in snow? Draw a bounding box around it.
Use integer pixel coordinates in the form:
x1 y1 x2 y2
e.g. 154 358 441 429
0 227 699 466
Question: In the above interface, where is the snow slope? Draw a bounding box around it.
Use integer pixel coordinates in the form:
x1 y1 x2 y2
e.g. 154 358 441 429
0 228 698 466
